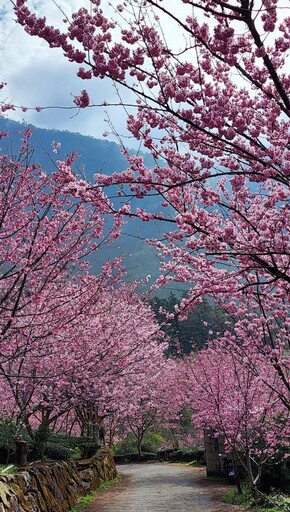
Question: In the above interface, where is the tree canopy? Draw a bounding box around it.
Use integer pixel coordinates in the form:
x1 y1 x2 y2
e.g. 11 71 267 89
0 0 289 497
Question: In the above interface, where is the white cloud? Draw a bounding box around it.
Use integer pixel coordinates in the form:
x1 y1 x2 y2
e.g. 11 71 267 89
0 0 193 144
0 0 133 142
3 0 287 146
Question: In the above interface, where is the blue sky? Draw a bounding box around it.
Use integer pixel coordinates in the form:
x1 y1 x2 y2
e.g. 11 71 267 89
0 1 134 142
0 0 191 146
2 0 287 146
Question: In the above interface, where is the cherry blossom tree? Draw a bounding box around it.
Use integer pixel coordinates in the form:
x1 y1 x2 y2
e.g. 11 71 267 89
183 344 290 497
0 129 127 454
0 129 180 463
59 283 167 446
108 355 178 457
0 269 170 457
0 129 119 363
12 1 290 415
8 3 290 491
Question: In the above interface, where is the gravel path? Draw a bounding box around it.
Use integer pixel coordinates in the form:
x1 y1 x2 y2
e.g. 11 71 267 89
85 463 247 512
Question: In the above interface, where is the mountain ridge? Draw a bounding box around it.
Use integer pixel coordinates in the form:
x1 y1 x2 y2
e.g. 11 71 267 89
0 117 175 295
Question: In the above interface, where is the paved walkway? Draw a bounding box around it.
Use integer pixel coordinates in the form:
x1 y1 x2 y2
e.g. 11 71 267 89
85 463 246 512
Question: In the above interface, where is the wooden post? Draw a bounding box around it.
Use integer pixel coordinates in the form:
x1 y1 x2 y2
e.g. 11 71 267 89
15 440 28 467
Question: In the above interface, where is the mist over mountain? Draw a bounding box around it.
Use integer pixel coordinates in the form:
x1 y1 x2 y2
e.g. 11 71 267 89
0 118 180 295
0 117 152 175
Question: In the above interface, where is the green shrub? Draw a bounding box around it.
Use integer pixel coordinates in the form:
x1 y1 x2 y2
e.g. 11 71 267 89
113 430 164 456
32 423 51 459
223 486 290 511
46 433 99 459
113 433 138 456
223 486 254 507
0 419 17 463
44 442 71 460
113 452 157 464
168 448 205 463
47 432 81 449
141 432 164 453
70 446 82 460
262 492 290 511
0 418 29 464
77 440 99 459
257 451 290 494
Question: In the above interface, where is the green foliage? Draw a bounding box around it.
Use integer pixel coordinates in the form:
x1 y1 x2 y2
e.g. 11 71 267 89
44 442 71 461
47 432 84 451
141 432 164 453
149 294 227 355
45 432 98 460
0 418 17 463
0 417 32 464
223 486 290 512
231 446 290 497
70 447 83 460
113 433 138 456
186 460 202 466
167 448 205 463
223 486 254 507
70 493 95 512
33 423 50 459
70 492 97 512
76 440 99 459
0 418 28 464
70 477 120 512
282 457 290 492
113 430 165 456
16 430 101 462
0 464 16 474
261 493 290 512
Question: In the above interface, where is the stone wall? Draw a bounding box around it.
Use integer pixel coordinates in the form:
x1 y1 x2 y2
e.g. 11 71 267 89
0 447 117 512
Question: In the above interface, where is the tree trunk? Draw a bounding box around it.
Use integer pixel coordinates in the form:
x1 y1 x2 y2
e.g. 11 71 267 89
137 440 142 459
137 430 143 460
15 440 28 467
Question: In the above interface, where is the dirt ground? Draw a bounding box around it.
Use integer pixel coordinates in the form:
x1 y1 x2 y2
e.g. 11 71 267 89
84 463 247 512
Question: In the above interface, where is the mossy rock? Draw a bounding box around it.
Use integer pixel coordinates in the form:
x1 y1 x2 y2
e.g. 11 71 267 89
0 448 117 512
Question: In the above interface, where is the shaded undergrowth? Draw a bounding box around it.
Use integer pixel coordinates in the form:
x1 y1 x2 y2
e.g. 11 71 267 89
70 476 121 512
223 486 290 512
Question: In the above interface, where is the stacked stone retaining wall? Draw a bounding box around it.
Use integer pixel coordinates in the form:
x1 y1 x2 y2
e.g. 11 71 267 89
0 447 117 512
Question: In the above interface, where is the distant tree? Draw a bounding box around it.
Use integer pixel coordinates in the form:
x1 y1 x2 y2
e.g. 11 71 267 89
109 357 179 457
150 294 227 355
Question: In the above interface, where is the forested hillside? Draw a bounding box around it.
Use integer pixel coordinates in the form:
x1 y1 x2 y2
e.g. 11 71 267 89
0 117 165 289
